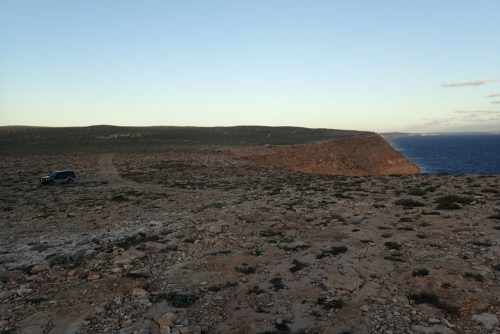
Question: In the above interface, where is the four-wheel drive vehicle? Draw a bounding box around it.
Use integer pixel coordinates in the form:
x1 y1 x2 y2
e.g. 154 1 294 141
40 170 76 185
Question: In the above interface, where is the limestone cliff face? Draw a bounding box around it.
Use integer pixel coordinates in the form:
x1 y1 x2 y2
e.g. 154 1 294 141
230 133 419 176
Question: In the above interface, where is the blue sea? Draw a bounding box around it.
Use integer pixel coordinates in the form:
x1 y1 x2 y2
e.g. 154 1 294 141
387 134 500 175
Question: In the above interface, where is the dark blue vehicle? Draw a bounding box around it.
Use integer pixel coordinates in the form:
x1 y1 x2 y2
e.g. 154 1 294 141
40 170 76 185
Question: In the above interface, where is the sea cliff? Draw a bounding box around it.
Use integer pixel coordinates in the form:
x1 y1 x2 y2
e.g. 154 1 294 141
230 133 420 176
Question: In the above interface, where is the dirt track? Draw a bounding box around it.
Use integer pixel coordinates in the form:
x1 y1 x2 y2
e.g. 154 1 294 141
96 153 129 185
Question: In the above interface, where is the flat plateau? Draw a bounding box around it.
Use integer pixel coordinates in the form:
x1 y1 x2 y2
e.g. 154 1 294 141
0 127 498 333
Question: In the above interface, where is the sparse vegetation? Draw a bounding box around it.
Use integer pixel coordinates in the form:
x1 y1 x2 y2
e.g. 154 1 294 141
384 253 406 262
412 268 429 277
45 250 89 269
489 213 500 220
407 188 427 196
408 292 459 315
436 195 473 210
260 229 283 237
115 232 160 249
1 127 496 332
384 241 402 250
289 259 308 273
247 285 265 295
395 199 425 209
162 292 199 308
463 272 484 282
273 319 292 332
316 245 348 259
471 240 492 247
207 282 238 292
250 248 263 256
110 194 129 202
235 264 256 275
317 297 344 310
270 277 286 291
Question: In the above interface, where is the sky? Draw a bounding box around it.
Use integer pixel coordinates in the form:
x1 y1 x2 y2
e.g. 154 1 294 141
1 0 499 133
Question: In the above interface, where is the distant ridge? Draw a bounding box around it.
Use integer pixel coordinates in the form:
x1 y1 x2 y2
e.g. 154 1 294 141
0 125 370 154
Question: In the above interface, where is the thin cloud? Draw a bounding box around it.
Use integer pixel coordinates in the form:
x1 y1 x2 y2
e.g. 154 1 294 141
454 110 500 114
486 93 500 98
407 112 500 132
441 79 498 88
492 100 500 104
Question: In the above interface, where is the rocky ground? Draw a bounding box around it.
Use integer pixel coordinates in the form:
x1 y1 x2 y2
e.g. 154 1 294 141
0 148 499 334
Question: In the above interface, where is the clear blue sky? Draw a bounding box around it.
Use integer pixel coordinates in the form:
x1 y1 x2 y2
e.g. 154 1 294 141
1 0 499 132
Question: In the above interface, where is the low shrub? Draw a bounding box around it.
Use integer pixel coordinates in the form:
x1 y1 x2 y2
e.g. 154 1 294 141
436 195 473 210
270 277 286 291
395 199 425 209
408 292 459 315
384 241 402 250
412 268 429 277
317 297 344 310
316 245 348 259
289 259 308 273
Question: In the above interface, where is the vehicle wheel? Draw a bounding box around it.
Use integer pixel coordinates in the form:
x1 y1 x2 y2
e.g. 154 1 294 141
48 179 55 185
66 178 73 184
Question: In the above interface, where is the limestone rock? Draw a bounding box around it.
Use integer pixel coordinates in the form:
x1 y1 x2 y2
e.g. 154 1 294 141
16 288 33 297
0 290 14 300
132 288 149 298
127 266 151 278
30 263 50 274
411 324 455 334
113 248 146 266
208 224 223 234
143 241 168 253
157 312 177 333
471 313 499 330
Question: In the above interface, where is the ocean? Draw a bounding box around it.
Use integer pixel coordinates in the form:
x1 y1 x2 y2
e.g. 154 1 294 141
387 134 500 175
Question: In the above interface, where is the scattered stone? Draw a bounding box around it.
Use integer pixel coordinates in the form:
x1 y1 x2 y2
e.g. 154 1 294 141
208 224 223 234
87 272 100 281
94 305 106 315
113 248 145 266
157 312 177 333
0 290 14 300
16 288 33 297
471 313 499 330
142 241 168 253
442 318 456 328
30 263 50 274
132 288 149 298
127 266 151 278
411 324 455 334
